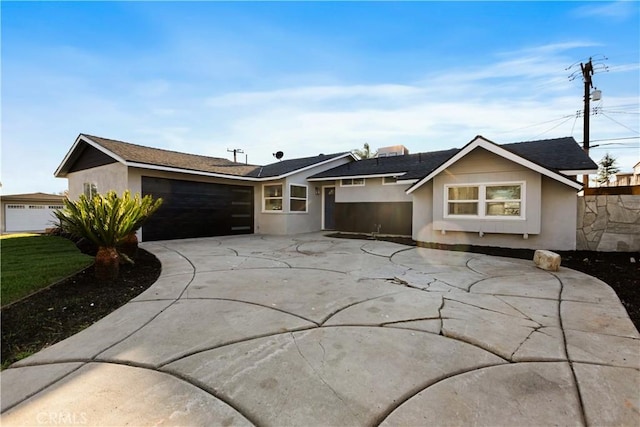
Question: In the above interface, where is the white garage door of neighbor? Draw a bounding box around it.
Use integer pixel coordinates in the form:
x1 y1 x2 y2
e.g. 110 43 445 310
4 203 63 232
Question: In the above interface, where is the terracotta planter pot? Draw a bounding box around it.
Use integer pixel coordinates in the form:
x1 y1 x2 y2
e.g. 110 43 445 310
95 246 119 281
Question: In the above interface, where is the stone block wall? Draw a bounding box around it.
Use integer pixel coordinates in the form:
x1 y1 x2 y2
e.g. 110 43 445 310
577 195 640 251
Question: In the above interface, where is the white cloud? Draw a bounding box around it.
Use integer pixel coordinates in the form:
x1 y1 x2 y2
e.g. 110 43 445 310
573 1 638 21
2 37 638 195
196 44 638 169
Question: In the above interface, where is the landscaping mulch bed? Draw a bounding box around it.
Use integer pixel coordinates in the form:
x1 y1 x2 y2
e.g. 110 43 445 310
328 233 640 330
1 249 161 368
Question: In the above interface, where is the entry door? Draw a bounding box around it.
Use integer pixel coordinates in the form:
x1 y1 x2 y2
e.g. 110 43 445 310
323 187 336 229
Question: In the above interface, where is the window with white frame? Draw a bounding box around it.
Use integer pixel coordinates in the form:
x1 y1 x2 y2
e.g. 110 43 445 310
383 176 398 185
83 182 98 198
341 178 365 187
263 184 283 211
289 184 308 212
445 183 523 218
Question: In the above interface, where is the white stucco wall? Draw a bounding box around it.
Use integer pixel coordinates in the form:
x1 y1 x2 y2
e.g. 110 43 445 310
412 150 579 250
66 162 129 200
255 156 353 235
432 149 542 235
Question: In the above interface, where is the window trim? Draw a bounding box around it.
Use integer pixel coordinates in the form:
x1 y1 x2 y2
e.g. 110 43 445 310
340 178 365 187
289 184 308 213
262 183 284 213
382 176 402 185
444 182 525 220
83 182 98 198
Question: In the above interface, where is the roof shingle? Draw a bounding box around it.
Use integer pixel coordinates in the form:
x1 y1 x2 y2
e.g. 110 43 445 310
310 136 596 181
82 134 260 177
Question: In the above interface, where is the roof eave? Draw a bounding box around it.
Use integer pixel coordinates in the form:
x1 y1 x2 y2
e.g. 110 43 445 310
307 172 407 182
559 169 598 175
54 134 126 177
126 162 263 181
273 153 356 180
406 136 584 194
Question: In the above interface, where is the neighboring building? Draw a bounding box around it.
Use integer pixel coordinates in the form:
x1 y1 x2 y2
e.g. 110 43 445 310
613 161 640 186
54 134 598 250
1 193 65 233
376 145 410 157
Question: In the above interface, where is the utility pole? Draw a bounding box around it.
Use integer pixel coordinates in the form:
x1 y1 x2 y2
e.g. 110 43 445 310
227 148 244 163
580 58 595 188
568 56 607 188
581 58 594 158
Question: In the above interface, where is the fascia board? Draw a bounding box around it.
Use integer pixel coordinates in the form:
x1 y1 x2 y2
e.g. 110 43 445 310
396 179 418 185
126 162 263 181
307 172 408 182
559 169 598 175
406 137 484 194
274 153 356 180
406 137 584 194
54 134 126 177
54 138 82 177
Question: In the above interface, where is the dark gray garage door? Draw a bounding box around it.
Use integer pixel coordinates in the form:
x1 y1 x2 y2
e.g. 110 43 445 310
141 177 254 241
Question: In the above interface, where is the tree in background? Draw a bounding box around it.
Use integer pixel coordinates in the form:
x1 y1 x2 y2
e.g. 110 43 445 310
54 191 162 281
595 153 620 187
353 142 376 159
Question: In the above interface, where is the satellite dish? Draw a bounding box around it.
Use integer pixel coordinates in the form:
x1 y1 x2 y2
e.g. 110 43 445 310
273 151 284 160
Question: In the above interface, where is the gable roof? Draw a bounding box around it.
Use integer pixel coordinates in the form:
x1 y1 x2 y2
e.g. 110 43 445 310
501 137 598 175
246 152 353 178
307 148 459 181
55 134 352 181
309 136 597 189
55 134 258 178
406 136 590 194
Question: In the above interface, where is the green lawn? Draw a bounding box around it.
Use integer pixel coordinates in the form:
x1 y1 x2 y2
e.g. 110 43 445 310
1 234 93 306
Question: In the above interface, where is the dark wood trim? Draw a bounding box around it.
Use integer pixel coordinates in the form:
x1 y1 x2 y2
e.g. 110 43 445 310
68 144 117 173
584 186 640 196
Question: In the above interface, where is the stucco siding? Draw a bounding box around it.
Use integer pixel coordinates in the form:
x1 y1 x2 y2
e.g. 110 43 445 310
67 162 129 200
412 151 578 250
256 156 352 235
432 148 541 235
335 177 412 203
412 182 434 242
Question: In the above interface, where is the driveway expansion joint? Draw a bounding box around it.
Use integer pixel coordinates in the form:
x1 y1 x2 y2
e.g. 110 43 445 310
3 233 637 426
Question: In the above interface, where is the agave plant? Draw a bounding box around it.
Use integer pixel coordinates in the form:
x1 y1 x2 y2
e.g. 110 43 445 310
54 191 162 281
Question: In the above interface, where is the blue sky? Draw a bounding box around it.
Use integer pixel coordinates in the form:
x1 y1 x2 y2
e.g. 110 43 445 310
2 1 639 195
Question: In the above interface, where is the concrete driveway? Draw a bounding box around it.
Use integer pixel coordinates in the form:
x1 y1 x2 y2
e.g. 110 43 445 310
2 233 639 426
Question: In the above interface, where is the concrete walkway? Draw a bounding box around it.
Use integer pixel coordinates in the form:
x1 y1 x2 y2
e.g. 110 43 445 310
2 233 638 426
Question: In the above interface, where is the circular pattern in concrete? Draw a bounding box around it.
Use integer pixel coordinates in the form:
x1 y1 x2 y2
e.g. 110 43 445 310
2 233 638 426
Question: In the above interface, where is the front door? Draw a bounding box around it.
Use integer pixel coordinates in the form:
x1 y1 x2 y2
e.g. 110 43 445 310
323 187 336 230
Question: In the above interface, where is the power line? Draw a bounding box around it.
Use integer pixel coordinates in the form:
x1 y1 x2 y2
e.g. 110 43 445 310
598 110 639 115
530 116 575 139
589 145 639 150
590 136 640 143
599 112 640 134
496 114 575 134
570 114 579 136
